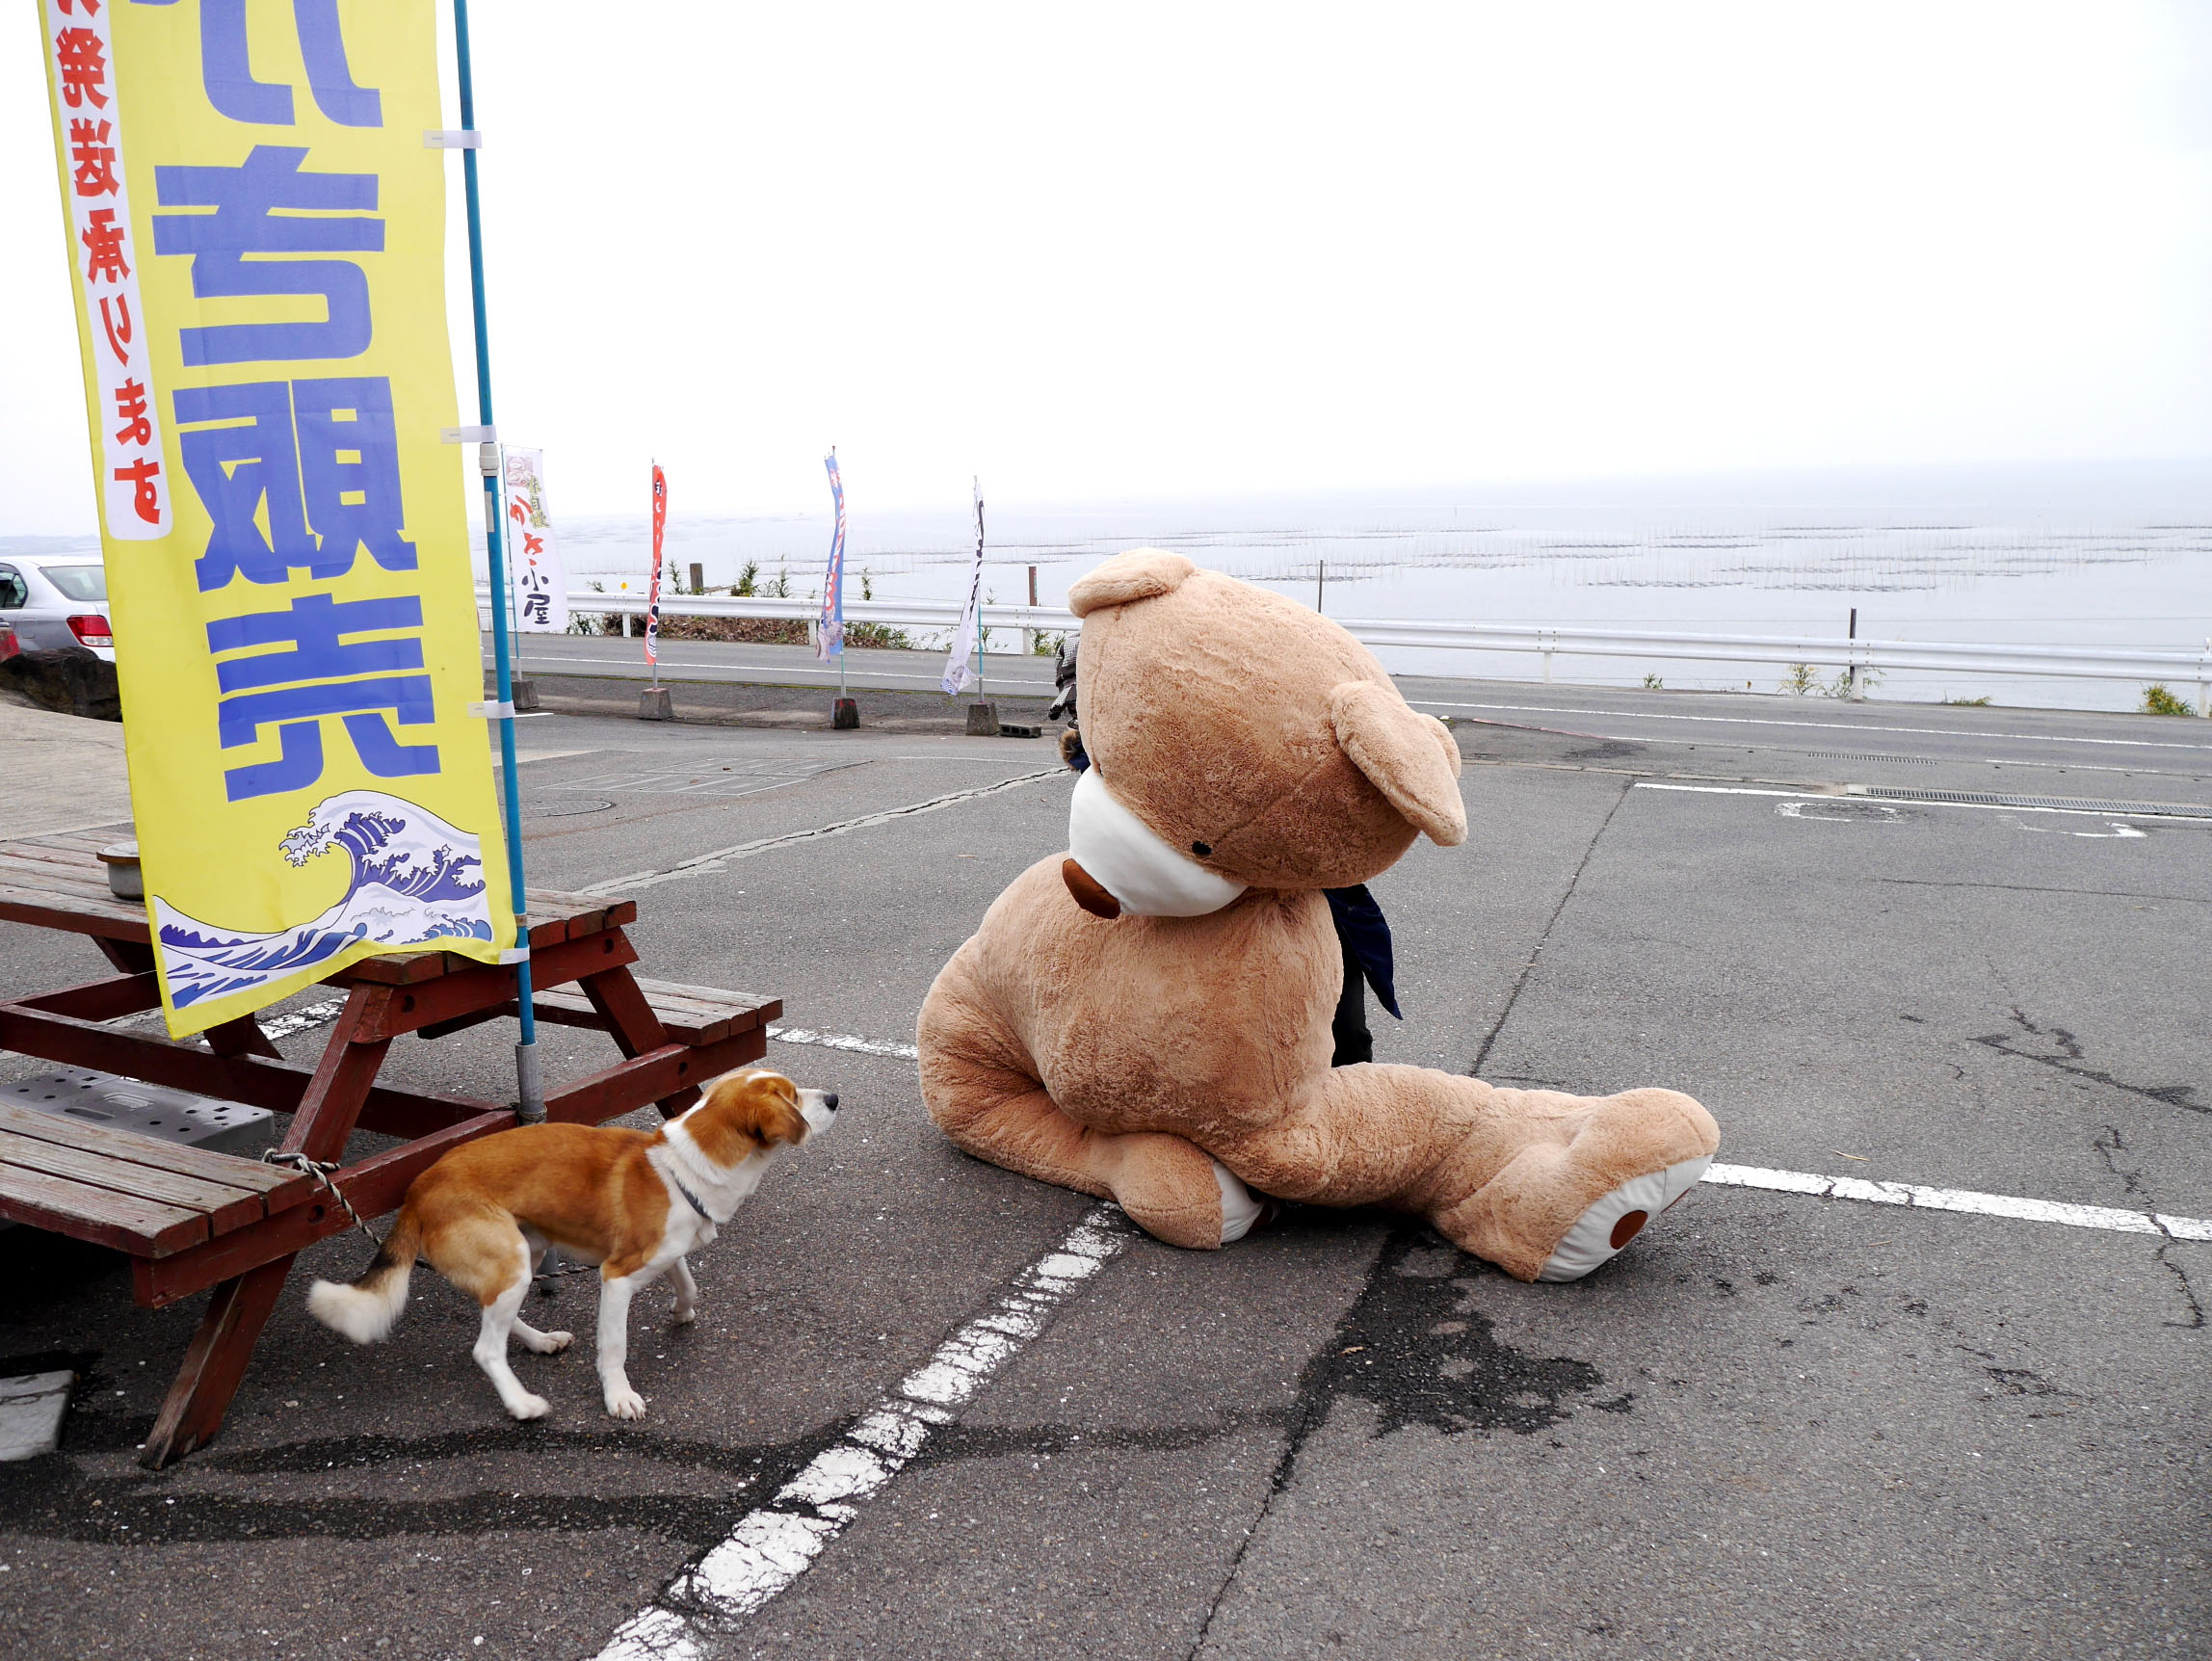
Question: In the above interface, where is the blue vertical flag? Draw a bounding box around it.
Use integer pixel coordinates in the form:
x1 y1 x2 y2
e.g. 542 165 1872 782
818 449 846 661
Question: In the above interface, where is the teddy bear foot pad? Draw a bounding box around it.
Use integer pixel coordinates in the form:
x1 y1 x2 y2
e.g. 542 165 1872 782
1537 1154 1712 1282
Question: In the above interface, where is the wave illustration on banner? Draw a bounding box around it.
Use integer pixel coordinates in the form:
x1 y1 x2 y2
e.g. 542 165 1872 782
152 792 495 1009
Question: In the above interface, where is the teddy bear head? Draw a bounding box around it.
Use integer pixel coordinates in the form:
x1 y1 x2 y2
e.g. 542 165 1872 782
1060 549 1464 912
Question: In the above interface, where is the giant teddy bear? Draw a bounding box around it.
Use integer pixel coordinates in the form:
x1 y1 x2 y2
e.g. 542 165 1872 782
916 551 1719 1280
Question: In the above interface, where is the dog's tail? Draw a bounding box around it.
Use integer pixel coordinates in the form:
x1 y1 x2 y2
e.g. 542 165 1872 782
306 1206 422 1345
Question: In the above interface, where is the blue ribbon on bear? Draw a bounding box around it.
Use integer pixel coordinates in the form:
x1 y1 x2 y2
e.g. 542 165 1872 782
1325 883 1400 1019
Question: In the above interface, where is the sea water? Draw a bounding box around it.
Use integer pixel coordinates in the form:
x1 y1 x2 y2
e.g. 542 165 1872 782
537 460 2212 714
12 460 2205 713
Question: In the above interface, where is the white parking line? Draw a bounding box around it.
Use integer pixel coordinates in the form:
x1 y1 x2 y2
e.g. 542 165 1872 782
149 1005 2205 1249
1408 699 2212 752
759 1025 2210 1242
577 768 1063 896
592 1206 1135 1661
1632 780 2212 822
768 1025 920 1060
1704 1163 2212 1241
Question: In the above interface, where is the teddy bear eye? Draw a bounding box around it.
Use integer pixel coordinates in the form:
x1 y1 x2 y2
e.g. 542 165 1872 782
1191 841 1212 857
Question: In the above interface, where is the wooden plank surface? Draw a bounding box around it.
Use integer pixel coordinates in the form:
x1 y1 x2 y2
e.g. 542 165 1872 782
0 880 149 938
0 1161 207 1255
0 850 118 889
133 1108 515 1307
14 968 161 1023
0 1130 268 1236
533 890 638 930
330 950 453 987
531 987 727 1044
6 831 121 858
39 830 127 853
0 845 112 878
0 1098 294 1190
637 978 778 1016
528 979 777 1045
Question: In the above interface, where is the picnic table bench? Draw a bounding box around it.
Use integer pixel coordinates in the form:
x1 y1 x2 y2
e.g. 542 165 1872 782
0 829 779 1467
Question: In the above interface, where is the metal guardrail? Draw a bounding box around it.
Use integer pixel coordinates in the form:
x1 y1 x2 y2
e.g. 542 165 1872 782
482 588 2212 705
1341 620 2212 693
532 591 1074 633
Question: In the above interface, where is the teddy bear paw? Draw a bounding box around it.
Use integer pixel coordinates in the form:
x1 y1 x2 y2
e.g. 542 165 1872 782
1213 1160 1283 1244
1536 1153 1712 1282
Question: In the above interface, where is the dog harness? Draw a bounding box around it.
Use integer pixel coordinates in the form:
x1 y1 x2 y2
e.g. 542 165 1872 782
670 1172 713 1222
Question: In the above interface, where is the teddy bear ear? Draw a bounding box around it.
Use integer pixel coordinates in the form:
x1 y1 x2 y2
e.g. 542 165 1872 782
1329 682 1467 848
1066 549 1197 618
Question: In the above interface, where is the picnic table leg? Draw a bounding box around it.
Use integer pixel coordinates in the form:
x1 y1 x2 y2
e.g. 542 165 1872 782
96 938 155 975
203 1015 283 1061
88 940 279 1058
141 986 393 1468
579 963 700 1118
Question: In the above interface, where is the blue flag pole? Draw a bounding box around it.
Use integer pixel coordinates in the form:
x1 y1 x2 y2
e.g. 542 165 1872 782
454 0 542 1121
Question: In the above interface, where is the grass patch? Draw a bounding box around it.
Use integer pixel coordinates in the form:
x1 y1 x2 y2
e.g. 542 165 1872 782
2142 683 2197 717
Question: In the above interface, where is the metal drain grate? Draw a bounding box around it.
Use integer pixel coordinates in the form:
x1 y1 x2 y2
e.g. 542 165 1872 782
1800 751 1941 765
1860 787 2212 819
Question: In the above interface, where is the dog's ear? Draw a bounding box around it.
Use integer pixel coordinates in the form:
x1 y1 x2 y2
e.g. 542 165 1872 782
732 1072 810 1147
688 1071 808 1164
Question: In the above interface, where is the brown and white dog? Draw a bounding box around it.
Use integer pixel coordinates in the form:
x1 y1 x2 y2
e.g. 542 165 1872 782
307 1068 836 1420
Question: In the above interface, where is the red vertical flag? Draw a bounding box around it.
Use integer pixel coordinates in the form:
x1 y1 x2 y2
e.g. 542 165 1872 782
645 463 667 667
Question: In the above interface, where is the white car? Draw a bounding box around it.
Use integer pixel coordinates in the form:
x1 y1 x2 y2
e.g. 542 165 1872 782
0 553 113 662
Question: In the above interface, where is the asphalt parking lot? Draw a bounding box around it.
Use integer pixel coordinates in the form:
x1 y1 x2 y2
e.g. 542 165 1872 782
1 680 2206 1661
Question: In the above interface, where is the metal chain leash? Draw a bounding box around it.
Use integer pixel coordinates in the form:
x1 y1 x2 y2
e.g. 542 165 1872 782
261 1148 385 1253
258 1148 595 1289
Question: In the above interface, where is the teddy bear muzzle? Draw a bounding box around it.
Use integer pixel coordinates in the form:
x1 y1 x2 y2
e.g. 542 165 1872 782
1065 769 1248 919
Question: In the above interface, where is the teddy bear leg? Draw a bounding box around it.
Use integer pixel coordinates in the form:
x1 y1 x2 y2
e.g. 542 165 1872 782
1214 1068 1716 1282
1429 1085 1719 1283
917 989 1230 1249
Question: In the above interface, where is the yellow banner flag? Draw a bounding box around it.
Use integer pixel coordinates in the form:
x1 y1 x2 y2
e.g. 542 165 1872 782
39 0 514 1037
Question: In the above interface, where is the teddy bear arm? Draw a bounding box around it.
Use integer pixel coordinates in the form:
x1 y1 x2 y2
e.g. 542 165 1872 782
916 974 1228 1250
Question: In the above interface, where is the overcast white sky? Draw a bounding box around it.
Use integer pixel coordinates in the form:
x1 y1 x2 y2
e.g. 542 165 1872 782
3 1 2208 530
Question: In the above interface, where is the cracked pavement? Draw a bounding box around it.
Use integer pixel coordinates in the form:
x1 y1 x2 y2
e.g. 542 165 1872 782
1 680 2206 1659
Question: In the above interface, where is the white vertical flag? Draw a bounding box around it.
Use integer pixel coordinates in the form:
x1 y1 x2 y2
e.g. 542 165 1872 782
818 449 847 660
942 477 985 696
502 448 568 633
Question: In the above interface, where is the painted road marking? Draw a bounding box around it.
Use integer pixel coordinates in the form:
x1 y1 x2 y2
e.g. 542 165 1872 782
1705 1163 2212 1241
591 1205 1135 1661
1633 780 2212 822
577 768 1064 896
113 996 347 1039
574 1028 2209 1653
768 1025 920 1060
1409 699 2212 752
762 1025 2209 1242
114 999 2202 1249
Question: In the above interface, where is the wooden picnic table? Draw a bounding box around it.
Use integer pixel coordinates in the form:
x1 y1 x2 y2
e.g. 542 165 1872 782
0 829 779 1467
